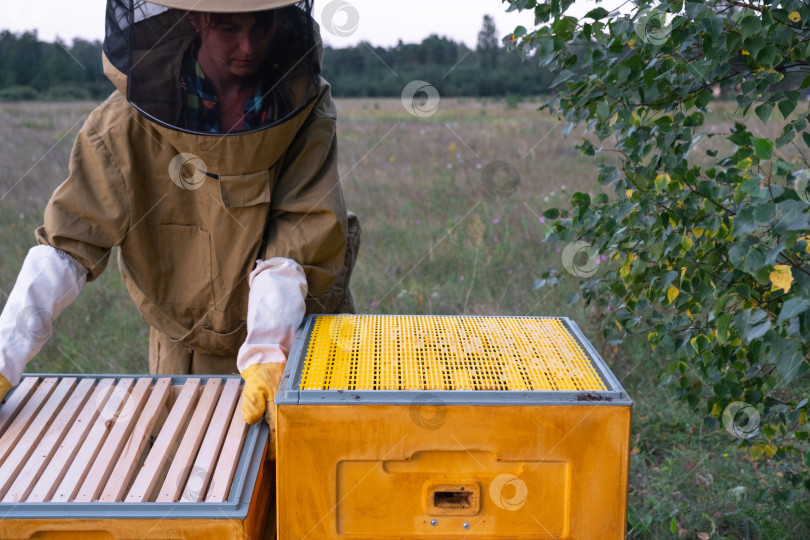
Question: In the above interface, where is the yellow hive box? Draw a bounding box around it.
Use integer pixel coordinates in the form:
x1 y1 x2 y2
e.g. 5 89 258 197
275 315 633 539
0 375 273 540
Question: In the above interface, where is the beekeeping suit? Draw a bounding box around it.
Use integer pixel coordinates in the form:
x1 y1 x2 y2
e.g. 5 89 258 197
0 0 359 442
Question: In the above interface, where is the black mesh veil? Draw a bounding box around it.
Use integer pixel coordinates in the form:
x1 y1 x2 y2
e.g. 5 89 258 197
103 0 320 134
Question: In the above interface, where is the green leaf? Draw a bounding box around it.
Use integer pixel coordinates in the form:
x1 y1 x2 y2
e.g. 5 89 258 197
755 102 774 123
584 7 609 20
551 69 574 87
572 192 591 208
597 100 610 120
746 320 771 342
778 97 798 119
753 138 773 160
778 298 810 324
691 334 711 353
803 132 810 148
739 16 761 39
776 342 803 384
543 208 560 219
717 312 732 345
753 202 775 223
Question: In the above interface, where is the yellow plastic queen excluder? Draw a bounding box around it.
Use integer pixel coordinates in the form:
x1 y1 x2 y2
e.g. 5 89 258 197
275 315 633 539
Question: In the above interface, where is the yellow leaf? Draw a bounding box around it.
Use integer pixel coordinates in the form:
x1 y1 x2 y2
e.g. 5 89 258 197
764 444 777 458
738 157 752 170
627 37 636 48
800 411 806 424
742 49 750 55
680 267 687 281
667 286 679 304
681 236 693 252
788 11 801 23
625 189 634 198
712 402 723 417
769 265 793 292
655 173 670 191
750 444 766 460
692 227 704 238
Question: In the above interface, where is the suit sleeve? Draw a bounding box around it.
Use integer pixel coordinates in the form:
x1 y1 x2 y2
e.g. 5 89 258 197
260 88 347 306
34 114 130 281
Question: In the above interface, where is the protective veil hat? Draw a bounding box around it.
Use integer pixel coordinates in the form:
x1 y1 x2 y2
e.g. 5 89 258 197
144 0 301 12
104 0 320 134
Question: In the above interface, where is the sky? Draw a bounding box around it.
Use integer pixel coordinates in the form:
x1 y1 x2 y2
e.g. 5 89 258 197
0 0 617 49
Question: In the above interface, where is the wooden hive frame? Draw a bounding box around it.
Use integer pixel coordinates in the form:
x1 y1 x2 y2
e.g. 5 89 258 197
0 374 269 521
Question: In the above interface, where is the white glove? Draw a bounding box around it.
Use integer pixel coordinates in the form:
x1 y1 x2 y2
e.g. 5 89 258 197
0 245 87 385
236 257 307 373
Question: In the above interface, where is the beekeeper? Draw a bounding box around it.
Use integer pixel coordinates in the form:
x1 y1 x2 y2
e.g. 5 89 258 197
0 0 359 445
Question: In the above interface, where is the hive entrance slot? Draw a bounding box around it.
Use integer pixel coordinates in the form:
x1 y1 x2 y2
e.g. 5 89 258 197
434 489 472 509
427 483 480 515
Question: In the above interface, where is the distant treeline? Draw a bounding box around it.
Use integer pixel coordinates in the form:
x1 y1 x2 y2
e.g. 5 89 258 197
4 16 804 102
0 16 555 101
0 31 113 101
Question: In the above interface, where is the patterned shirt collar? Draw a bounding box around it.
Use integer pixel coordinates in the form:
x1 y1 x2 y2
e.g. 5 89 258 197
181 48 269 133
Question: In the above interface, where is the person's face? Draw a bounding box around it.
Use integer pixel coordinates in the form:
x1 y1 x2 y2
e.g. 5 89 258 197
197 13 275 78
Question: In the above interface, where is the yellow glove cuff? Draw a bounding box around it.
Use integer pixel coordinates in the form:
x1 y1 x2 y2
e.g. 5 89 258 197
0 373 12 402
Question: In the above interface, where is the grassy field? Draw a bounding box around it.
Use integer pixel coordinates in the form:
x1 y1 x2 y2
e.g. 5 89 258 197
1 97 808 538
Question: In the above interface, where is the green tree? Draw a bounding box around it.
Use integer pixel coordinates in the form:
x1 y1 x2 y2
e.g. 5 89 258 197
507 0 810 494
477 14 500 70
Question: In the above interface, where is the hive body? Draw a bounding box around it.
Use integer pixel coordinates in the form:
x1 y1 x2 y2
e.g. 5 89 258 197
276 315 633 539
